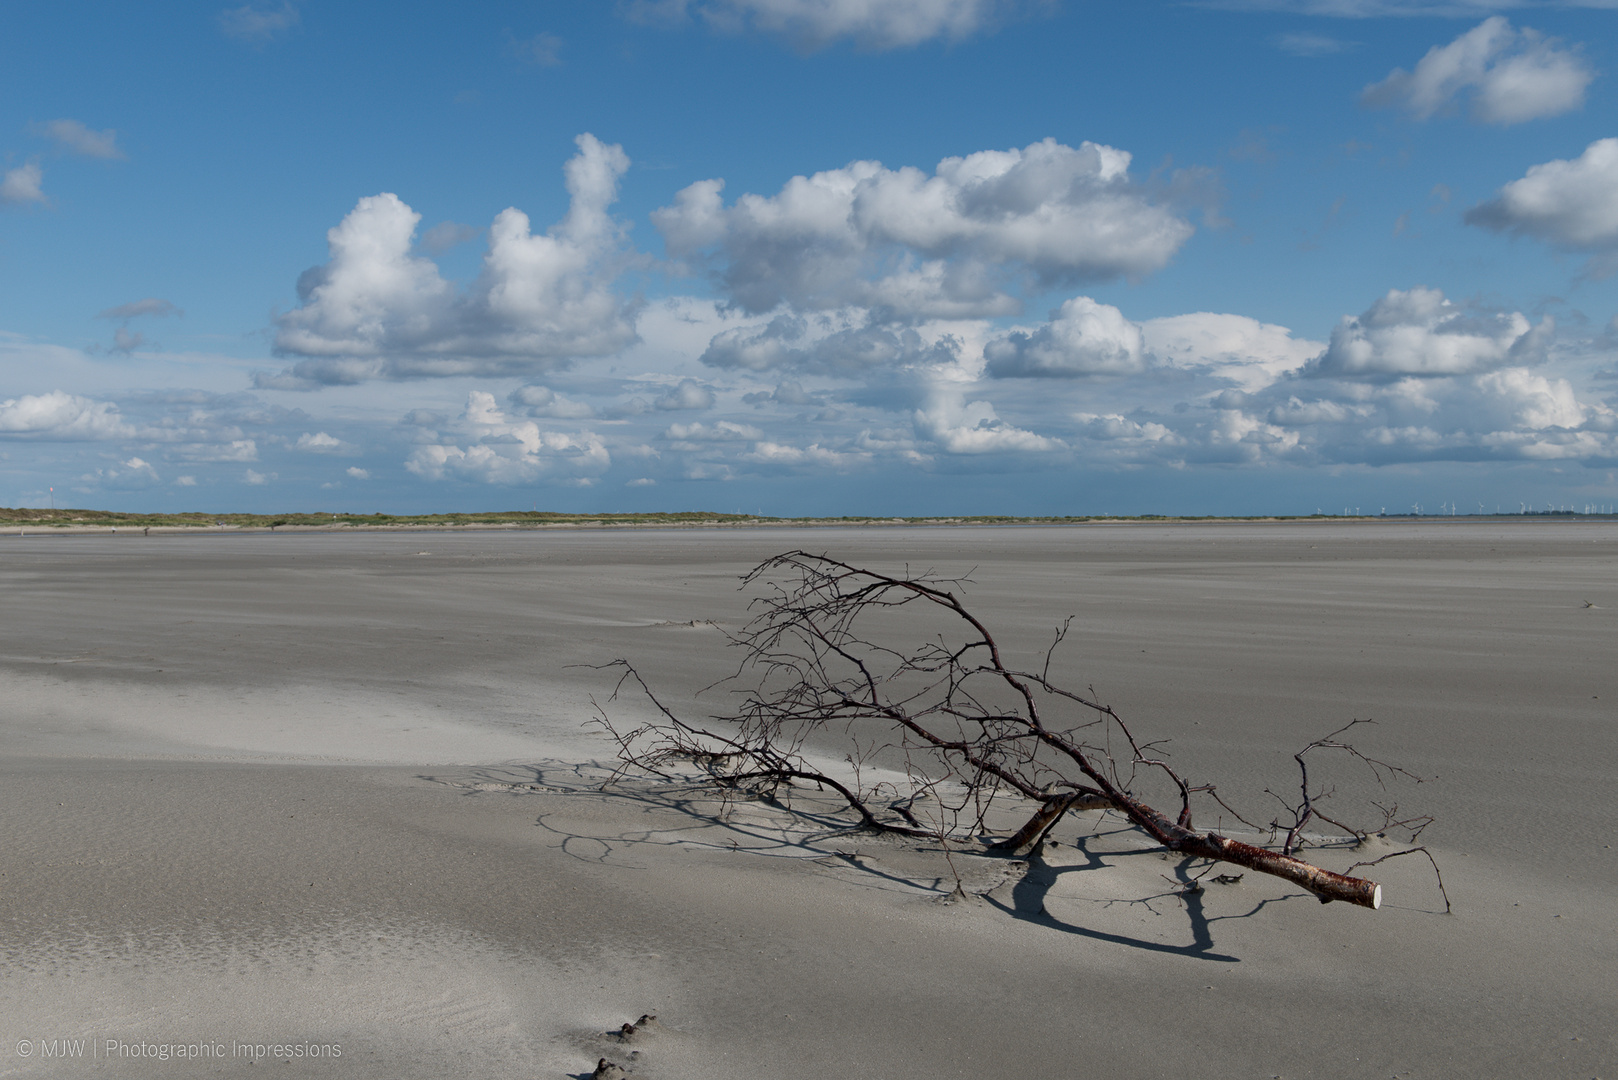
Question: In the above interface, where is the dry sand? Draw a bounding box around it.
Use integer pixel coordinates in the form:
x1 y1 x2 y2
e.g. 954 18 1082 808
0 522 1613 1078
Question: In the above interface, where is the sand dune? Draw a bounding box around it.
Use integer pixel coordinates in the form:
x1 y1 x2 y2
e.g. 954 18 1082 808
2 523 1613 1077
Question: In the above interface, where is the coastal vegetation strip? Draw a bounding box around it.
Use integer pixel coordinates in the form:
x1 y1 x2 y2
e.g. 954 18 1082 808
1 507 777 529
0 507 1602 530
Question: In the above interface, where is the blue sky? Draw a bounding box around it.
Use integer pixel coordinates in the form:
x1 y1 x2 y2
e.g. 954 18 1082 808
4 0 1618 515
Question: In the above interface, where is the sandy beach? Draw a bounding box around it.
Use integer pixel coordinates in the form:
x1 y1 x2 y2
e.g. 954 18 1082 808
1 522 1614 1078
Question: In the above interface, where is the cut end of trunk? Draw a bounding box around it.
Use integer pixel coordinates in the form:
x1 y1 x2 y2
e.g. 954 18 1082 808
1197 834 1383 909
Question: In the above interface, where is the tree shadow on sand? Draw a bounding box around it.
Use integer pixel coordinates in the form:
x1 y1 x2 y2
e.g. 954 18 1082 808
425 762 1314 963
984 830 1312 962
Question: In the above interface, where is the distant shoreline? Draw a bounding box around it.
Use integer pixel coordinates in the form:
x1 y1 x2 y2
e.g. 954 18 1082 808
2 507 1612 535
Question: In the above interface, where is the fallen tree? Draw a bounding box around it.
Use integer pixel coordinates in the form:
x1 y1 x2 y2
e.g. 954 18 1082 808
594 551 1442 911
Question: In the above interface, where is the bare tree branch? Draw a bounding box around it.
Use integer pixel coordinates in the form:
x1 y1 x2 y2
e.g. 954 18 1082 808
591 551 1446 912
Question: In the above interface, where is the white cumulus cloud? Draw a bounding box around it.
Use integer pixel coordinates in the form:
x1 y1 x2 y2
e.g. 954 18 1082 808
1238 365 1612 466
295 431 345 453
920 284 1618 471
267 134 638 386
914 390 1061 454
405 390 611 484
654 138 1193 320
0 391 130 439
743 440 866 469
1465 138 1618 259
1307 287 1548 378
1141 312 1324 390
985 297 1146 378
982 300 1322 389
1362 18 1593 125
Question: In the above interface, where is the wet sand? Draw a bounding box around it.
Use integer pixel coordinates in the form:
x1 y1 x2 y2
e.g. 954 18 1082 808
1 523 1614 1078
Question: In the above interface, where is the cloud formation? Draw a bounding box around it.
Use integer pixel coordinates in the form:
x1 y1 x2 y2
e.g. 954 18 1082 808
702 316 963 376
1200 1 1611 16
1242 365 1610 466
218 2 300 42
980 298 1322 387
914 390 1061 454
1 162 45 207
625 0 1022 50
294 431 345 453
663 419 761 442
96 297 182 354
0 391 131 439
99 298 181 321
1307 287 1548 378
1274 31 1355 56
37 119 123 159
420 221 479 255
1141 312 1323 390
109 328 148 355
1043 360 1615 471
509 384 595 418
1362 18 1592 125
267 134 638 385
988 285 1614 471
505 31 562 66
654 379 718 410
1465 138 1618 260
655 138 1193 320
985 297 1146 378
80 456 160 489
406 391 610 484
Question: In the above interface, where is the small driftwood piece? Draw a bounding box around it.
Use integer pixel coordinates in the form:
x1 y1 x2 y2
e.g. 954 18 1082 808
595 551 1441 911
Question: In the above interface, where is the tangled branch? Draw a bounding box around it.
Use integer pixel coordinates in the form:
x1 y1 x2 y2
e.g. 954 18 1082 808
591 551 1442 911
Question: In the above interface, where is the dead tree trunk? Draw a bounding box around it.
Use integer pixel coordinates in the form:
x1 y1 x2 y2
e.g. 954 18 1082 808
594 551 1435 912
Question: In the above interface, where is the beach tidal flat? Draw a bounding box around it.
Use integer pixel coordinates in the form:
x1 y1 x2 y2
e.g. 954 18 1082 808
1 523 1614 1078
